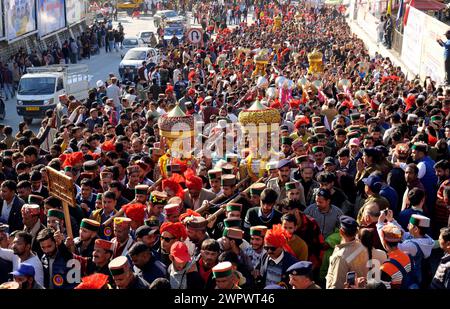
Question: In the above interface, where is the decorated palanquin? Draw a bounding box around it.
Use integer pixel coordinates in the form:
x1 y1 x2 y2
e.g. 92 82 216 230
158 105 196 178
273 14 282 31
238 100 281 181
252 49 270 79
307 49 324 75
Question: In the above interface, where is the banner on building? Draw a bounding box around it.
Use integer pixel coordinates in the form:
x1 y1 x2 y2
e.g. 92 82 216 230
5 0 37 41
401 7 424 75
37 0 66 37
66 0 87 25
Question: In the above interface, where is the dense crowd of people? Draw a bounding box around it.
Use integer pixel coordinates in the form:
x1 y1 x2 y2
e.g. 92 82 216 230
0 1 449 290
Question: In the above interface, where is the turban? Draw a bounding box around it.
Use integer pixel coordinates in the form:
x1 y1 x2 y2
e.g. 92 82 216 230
185 174 203 191
188 70 196 81
265 224 296 256
160 222 187 240
61 151 84 168
289 99 300 109
270 99 282 109
75 273 109 289
101 140 116 152
122 203 146 225
162 179 185 199
405 94 416 112
341 99 354 110
87 151 101 160
165 84 174 94
179 209 201 223
294 116 310 129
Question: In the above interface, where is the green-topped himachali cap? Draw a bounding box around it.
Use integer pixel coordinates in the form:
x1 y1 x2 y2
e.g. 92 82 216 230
47 209 64 220
250 183 266 196
409 214 430 227
312 146 324 153
212 262 233 279
226 153 239 163
281 136 293 145
223 218 242 228
350 113 360 121
226 203 242 212
135 185 149 195
250 225 268 237
222 227 244 240
285 182 300 191
83 160 98 172
145 216 160 228
221 163 234 174
208 169 222 179
430 115 442 122
221 174 236 186
411 142 428 153
80 219 100 232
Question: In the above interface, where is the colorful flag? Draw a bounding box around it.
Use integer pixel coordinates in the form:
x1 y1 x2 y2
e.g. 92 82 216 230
387 0 392 15
403 0 415 26
397 0 404 22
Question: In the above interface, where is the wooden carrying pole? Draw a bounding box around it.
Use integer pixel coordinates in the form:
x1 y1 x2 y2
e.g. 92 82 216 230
196 176 250 215
206 177 265 223
46 167 76 239
103 177 163 227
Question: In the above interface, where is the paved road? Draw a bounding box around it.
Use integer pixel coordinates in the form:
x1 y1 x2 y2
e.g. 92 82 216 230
1 13 165 133
1 10 249 133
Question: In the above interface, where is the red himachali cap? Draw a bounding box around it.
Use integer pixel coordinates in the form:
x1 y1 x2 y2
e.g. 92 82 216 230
170 241 191 263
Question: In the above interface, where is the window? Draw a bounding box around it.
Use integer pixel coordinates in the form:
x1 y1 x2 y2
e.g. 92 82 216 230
57 78 64 91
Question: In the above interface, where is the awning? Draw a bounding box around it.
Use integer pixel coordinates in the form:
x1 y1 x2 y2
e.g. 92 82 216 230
408 0 447 11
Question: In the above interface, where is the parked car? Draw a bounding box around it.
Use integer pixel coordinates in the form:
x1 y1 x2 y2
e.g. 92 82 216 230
153 10 186 28
119 47 160 79
136 31 158 47
163 26 184 44
120 36 145 58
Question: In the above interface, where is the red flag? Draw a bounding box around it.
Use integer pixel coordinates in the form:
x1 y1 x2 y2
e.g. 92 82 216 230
403 0 414 26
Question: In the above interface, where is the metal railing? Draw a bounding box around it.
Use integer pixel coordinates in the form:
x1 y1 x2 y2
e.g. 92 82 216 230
392 28 403 55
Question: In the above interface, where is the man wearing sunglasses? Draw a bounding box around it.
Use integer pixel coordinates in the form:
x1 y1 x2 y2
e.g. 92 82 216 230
254 224 298 288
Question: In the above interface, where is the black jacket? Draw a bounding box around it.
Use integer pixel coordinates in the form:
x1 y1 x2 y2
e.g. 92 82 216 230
255 251 298 289
0 196 25 233
244 207 282 237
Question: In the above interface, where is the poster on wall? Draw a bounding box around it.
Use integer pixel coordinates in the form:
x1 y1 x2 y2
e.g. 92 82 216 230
401 6 425 76
37 0 66 37
5 0 37 41
66 0 87 25
419 14 446 85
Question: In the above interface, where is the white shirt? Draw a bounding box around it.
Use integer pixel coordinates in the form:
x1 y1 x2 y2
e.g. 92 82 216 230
106 84 121 107
173 69 181 84
1 199 13 223
0 248 44 286
269 251 284 265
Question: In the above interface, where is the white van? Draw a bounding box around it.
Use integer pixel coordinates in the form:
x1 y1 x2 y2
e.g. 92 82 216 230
16 64 89 124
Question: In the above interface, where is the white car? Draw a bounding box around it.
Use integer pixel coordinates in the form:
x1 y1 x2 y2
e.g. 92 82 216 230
120 36 145 58
153 10 186 28
119 47 160 79
136 31 157 47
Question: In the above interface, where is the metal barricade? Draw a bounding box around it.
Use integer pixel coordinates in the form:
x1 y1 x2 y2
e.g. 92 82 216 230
392 28 403 55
